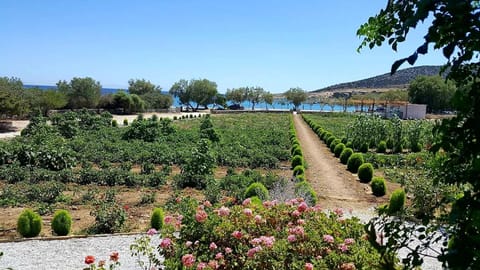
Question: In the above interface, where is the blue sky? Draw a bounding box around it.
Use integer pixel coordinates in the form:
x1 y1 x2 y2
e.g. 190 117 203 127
0 0 445 93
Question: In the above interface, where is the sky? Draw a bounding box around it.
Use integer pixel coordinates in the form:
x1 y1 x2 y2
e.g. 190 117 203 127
0 0 446 93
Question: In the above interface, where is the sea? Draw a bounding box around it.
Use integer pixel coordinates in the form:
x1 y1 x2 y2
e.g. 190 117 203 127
24 84 355 112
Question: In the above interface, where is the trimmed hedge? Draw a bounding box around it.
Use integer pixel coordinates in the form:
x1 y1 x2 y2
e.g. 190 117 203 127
377 141 387 153
371 177 386 196
51 210 72 236
357 163 374 183
329 139 341 153
291 155 304 168
244 182 269 201
388 189 406 214
347 153 364 173
150 207 165 230
17 209 42 238
293 165 305 176
334 143 346 158
340 148 354 164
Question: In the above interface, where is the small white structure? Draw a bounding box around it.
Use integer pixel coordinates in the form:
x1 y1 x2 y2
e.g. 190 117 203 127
386 103 427 119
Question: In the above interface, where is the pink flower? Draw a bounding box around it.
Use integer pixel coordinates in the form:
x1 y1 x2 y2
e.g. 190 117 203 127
251 238 262 246
176 215 184 221
288 226 305 236
243 208 253 217
208 260 218 269
312 205 322 212
147 228 157 236
344 238 355 245
209 242 217 250
215 252 223 260
225 247 232 254
203 200 212 207
262 236 275 248
160 238 172 249
305 262 314 270
164 215 174 224
287 234 297 243
242 198 251 206
196 262 207 270
263 200 273 208
333 208 344 217
217 206 230 217
297 219 306 225
232 230 243 239
323 234 334 243
339 243 349 253
291 210 301 217
185 241 193 247
195 210 208 223
247 246 262 258
298 202 308 212
254 215 263 224
181 254 196 268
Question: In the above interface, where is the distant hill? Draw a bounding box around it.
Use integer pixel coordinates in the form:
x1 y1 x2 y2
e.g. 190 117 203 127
313 65 443 93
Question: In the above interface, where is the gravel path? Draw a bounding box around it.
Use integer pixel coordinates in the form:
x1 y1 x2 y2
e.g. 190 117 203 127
0 234 159 270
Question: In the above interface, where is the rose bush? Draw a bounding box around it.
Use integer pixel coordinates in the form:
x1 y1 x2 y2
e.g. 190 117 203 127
136 196 381 269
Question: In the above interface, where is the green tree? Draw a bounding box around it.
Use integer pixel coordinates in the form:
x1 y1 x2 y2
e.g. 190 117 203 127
26 88 67 116
284 87 307 110
246 86 265 110
408 75 456 113
225 87 246 105
128 78 161 96
263 91 274 109
358 1 480 268
113 90 133 113
0 77 29 117
57 77 102 109
169 79 218 111
141 91 173 109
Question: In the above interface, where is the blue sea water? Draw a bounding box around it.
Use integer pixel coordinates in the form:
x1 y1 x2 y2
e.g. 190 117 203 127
24 85 355 112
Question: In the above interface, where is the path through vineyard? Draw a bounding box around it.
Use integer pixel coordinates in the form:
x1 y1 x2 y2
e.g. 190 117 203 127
292 113 387 212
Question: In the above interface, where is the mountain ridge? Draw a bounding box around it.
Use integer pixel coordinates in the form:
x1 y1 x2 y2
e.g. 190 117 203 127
312 65 443 93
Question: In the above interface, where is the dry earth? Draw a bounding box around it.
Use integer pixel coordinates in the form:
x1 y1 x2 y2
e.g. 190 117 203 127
292 114 397 211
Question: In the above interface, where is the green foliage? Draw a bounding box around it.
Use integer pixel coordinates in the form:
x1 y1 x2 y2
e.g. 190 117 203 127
169 78 218 111
177 139 215 189
150 207 164 230
90 190 127 234
294 181 318 205
340 147 354 164
334 143 345 158
284 87 307 110
326 136 336 147
17 209 42 238
0 76 30 117
244 182 269 201
123 119 128 126
111 119 118 127
359 142 369 153
291 155 304 169
199 115 220 142
347 153 364 173
138 192 156 205
408 76 456 113
329 138 341 153
57 77 101 109
51 209 72 236
122 118 174 142
377 140 387 153
388 189 406 214
370 177 386 196
291 145 302 156
357 163 374 183
292 165 305 176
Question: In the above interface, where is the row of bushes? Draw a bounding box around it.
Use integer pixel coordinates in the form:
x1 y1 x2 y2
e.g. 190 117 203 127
289 116 317 205
302 115 387 196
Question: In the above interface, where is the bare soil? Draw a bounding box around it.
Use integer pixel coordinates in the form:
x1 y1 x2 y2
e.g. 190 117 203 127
292 114 397 211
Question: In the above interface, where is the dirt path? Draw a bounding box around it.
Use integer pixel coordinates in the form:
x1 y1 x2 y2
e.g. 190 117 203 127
293 114 387 211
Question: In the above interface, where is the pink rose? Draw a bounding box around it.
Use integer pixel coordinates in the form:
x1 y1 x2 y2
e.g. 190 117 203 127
181 254 195 268
298 202 308 212
339 243 349 253
196 262 207 270
225 247 232 254
217 206 230 217
209 242 217 250
297 219 306 225
287 234 297 243
185 241 193 247
164 215 174 224
305 262 314 270
344 238 355 245
292 210 301 217
215 252 223 260
333 208 344 217
232 230 243 239
160 238 172 249
243 208 253 217
147 228 157 236
195 210 208 223
208 260 218 269
323 234 334 243
254 215 263 224
242 198 251 206
203 200 212 207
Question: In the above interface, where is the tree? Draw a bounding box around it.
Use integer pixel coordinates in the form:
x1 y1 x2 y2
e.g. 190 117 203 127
225 88 246 105
246 87 265 110
57 77 102 109
408 75 456 113
141 91 173 110
358 1 480 268
26 88 67 116
0 77 29 117
128 78 161 96
169 79 218 111
284 87 307 110
263 92 274 109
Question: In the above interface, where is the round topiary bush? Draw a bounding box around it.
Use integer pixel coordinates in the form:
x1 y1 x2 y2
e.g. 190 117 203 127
340 148 354 164
371 177 386 196
291 146 303 157
411 142 422 153
293 165 305 176
294 181 318 205
295 174 306 182
347 153 364 173
51 209 72 236
17 209 42 238
388 189 406 214
322 132 332 142
329 139 341 153
377 140 387 153
357 162 374 183
334 143 346 158
244 182 269 201
123 119 128 126
150 207 165 230
359 142 369 153
326 136 337 147
345 141 353 148
249 196 263 206
111 119 118 127
291 155 304 168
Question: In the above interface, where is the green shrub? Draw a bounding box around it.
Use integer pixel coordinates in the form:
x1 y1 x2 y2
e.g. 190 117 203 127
244 182 269 200
334 143 345 158
322 132 332 141
326 136 336 146
294 181 318 205
377 140 387 153
340 148 354 164
150 207 164 230
123 119 128 126
359 142 369 153
17 209 42 238
345 141 353 148
386 138 394 149
291 155 304 168
295 174 306 182
388 189 406 214
371 177 387 196
393 143 403 154
329 139 341 153
347 153 364 173
173 116 178 120
51 210 72 236
341 137 348 144
250 196 263 206
411 142 422 153
111 119 118 127
357 163 374 183
291 146 302 157
90 190 127 234
292 165 305 176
